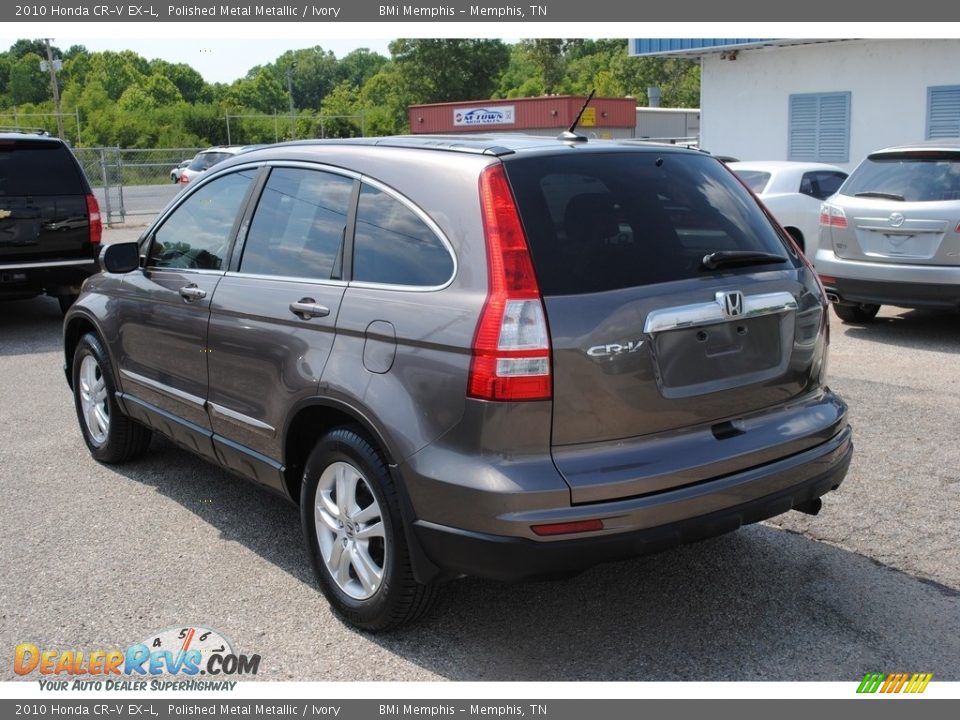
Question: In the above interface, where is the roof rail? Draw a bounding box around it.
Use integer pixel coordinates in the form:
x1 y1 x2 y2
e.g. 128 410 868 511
0 126 51 136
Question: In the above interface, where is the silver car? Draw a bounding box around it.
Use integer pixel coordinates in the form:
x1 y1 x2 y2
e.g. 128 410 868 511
816 142 960 322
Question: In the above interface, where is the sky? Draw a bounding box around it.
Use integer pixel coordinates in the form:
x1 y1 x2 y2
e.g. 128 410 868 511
0 36 395 84
2 24 939 86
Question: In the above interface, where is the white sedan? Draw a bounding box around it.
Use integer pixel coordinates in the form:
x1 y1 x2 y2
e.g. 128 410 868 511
729 161 848 259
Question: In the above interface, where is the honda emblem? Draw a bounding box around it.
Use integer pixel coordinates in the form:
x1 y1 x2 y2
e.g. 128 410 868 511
717 290 744 317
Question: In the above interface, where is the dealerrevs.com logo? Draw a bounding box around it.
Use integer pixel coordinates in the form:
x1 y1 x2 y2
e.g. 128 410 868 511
856 672 933 694
14 626 260 691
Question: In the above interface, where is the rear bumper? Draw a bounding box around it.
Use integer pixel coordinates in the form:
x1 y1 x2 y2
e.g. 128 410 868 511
815 249 960 309
0 258 97 297
412 425 852 582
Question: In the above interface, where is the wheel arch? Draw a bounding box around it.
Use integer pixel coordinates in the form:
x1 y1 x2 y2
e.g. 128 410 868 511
283 397 443 584
63 311 109 390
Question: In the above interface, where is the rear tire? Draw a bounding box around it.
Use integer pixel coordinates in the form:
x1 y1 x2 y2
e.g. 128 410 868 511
72 333 152 463
301 427 438 632
833 303 880 323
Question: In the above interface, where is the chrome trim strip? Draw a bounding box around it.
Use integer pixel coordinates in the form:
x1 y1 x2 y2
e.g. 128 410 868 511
208 402 276 434
119 369 206 408
1 259 95 269
223 271 348 287
644 291 798 334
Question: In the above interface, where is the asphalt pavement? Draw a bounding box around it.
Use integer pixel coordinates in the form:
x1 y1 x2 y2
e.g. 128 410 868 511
1 294 958 682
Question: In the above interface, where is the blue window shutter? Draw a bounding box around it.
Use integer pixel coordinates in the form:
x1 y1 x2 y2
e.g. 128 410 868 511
789 92 850 163
927 86 960 139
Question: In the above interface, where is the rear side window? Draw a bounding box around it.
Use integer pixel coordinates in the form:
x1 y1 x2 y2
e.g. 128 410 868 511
800 170 847 200
353 183 454 287
240 167 353 280
505 152 789 296
149 170 254 270
841 153 960 202
735 171 771 193
0 140 85 196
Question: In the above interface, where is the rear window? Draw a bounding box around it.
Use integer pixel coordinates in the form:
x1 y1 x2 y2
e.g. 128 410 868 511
0 140 86 196
734 170 771 193
189 152 232 171
505 152 790 295
841 152 960 202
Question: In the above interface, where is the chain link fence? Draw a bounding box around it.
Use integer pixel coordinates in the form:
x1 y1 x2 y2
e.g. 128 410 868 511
72 147 203 225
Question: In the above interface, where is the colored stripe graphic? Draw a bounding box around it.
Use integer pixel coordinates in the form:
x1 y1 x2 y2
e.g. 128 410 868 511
904 673 933 694
857 672 932 694
857 672 885 693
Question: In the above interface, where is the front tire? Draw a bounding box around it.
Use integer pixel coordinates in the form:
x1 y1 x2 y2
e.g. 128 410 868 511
72 333 152 463
833 302 880 323
301 427 437 632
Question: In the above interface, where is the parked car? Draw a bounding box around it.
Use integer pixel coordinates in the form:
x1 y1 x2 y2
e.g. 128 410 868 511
0 130 102 314
63 136 852 630
170 159 191 183
816 142 960 322
178 145 261 185
730 161 848 258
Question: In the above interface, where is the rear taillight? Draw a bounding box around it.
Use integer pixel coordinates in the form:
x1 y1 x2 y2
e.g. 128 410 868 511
468 164 551 402
819 203 848 228
86 194 102 246
179 174 189 184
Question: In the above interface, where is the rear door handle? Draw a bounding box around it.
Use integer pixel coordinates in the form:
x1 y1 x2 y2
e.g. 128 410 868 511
289 298 331 320
179 284 206 301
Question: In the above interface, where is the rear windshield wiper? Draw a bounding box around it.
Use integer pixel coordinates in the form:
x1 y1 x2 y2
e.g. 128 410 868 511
701 251 788 271
854 191 905 201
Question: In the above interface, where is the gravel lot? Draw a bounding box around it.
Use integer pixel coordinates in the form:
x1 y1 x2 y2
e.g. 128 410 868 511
1 248 958 682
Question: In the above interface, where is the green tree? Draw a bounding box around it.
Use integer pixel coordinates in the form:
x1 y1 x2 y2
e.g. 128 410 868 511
359 65 409 135
85 51 149 101
269 46 340 110
389 39 510 103
336 48 388 89
320 81 362 138
228 68 285 113
519 39 567 94
149 59 205 103
9 52 49 105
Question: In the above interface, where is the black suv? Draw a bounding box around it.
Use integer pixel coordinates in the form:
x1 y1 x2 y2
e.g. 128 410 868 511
64 135 852 631
0 130 102 313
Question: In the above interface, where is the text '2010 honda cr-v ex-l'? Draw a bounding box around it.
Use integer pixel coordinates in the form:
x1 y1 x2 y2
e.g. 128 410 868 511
64 135 853 630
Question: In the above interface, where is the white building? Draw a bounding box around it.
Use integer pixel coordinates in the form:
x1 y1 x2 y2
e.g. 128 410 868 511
630 39 960 171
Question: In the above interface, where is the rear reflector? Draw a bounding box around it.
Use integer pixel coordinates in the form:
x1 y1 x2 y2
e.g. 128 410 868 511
86 194 102 245
469 164 551 402
531 519 604 537
818 275 837 286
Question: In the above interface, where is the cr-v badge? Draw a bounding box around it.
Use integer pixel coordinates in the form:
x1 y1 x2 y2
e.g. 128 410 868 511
587 339 645 358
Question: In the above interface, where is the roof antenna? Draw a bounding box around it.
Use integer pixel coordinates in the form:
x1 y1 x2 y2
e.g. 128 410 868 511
559 89 595 144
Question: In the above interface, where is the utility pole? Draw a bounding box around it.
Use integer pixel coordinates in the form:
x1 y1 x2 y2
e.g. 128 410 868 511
42 39 65 140
285 64 296 140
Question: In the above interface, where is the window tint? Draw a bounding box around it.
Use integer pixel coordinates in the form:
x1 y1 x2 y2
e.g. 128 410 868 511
149 170 254 270
240 167 353 280
800 170 847 200
841 153 960 202
505 153 791 296
0 141 85 196
734 171 771 194
188 151 232 171
353 184 453 287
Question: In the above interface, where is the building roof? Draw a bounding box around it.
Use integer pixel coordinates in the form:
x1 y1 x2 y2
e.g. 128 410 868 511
629 39 852 58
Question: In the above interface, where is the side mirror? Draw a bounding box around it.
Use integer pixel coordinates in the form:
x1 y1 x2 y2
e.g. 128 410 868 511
99 242 141 274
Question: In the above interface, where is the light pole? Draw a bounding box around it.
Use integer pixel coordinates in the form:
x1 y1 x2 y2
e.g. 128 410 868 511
41 38 65 140
286 64 296 140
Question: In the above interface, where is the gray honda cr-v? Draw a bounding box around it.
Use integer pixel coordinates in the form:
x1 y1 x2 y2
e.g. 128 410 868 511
64 135 852 630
